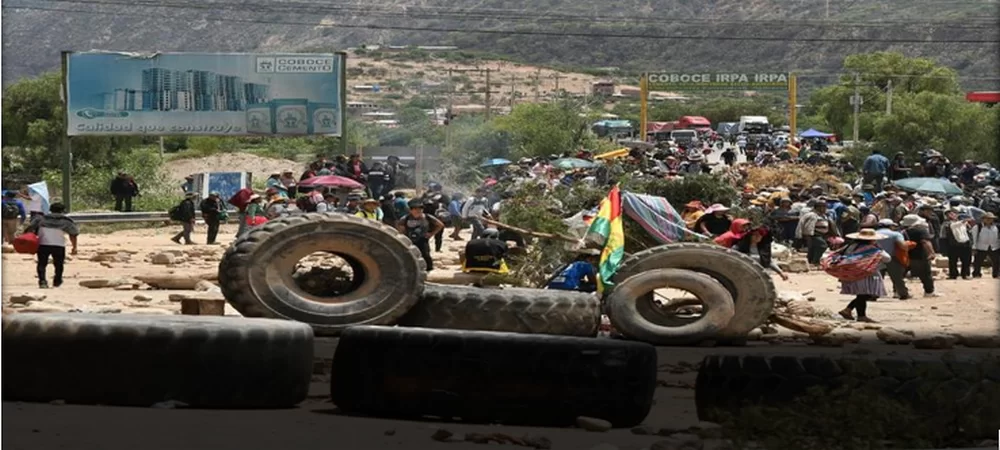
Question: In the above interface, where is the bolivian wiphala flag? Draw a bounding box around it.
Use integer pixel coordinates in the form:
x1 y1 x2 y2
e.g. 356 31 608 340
585 184 625 294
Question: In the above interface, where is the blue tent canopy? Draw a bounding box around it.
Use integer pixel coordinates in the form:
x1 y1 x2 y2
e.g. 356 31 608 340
799 128 834 138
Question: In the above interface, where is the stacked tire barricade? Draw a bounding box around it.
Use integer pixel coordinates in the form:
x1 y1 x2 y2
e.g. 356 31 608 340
4 212 998 442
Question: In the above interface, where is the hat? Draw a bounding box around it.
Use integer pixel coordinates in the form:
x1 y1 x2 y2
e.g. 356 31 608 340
900 214 926 228
707 204 730 213
846 229 886 241
688 154 704 162
779 197 792 204
877 218 896 227
248 194 261 201
983 212 997 220
362 197 379 205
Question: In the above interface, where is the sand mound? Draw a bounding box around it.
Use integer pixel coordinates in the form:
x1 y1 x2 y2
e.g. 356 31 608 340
165 153 304 183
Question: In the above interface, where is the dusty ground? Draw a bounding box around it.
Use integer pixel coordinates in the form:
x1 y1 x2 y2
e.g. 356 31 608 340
1 223 998 450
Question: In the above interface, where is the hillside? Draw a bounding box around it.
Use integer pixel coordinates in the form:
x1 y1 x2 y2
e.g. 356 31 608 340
3 0 998 90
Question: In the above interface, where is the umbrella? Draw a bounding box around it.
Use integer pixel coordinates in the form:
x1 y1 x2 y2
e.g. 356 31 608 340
799 128 834 138
28 181 50 214
480 158 512 168
893 177 963 196
298 175 364 190
552 158 597 170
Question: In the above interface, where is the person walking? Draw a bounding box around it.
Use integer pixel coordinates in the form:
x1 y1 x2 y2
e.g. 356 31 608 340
940 208 973 279
796 198 832 266
199 192 225 245
170 192 198 245
110 171 140 212
24 202 79 288
875 219 912 300
971 212 999 278
2 191 27 244
834 229 891 323
900 214 940 298
396 199 444 271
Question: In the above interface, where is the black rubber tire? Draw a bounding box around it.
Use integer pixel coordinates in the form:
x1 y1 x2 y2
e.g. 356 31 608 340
331 326 658 427
695 353 1000 440
398 284 601 337
2 313 313 408
612 243 776 342
218 212 426 336
606 269 735 346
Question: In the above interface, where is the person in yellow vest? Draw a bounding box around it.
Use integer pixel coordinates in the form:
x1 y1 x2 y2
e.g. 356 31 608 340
461 228 510 274
355 197 383 221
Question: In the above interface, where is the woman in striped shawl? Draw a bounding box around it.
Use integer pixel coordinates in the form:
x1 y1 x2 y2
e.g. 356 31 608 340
834 229 892 323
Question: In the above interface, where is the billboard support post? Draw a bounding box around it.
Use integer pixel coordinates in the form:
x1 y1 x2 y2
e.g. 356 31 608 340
339 51 348 156
788 73 797 141
60 51 73 212
639 73 648 142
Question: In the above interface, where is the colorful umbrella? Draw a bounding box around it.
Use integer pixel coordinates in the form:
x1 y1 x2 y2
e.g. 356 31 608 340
552 157 597 170
298 175 364 190
480 158 513 168
893 177 963 196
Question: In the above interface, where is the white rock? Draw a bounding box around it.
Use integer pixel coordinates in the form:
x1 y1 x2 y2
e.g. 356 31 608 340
912 333 957 350
576 416 612 432
151 253 177 265
193 280 221 292
771 243 791 261
876 327 915 344
9 293 45 305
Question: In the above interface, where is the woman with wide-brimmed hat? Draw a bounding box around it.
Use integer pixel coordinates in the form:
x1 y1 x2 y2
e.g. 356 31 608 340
826 228 891 323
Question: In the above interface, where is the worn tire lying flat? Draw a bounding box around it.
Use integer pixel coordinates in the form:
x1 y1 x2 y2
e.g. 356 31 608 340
331 326 657 427
218 213 426 336
613 243 776 342
696 353 1000 440
2 313 313 408
606 269 735 346
398 284 601 337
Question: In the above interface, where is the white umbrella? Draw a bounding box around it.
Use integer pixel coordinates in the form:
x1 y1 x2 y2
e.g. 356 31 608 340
28 181 50 214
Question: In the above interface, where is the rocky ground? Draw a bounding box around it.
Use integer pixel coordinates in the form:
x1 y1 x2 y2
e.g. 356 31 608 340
2 222 999 450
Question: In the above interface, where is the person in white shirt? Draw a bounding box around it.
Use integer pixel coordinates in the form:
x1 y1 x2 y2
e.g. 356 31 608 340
971 212 999 278
24 202 79 289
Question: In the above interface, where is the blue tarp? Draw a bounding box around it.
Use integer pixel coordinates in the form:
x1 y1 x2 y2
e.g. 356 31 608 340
800 128 834 138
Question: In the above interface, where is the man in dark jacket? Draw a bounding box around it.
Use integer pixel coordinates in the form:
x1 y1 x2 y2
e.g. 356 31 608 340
199 191 224 245
171 192 198 245
110 172 140 212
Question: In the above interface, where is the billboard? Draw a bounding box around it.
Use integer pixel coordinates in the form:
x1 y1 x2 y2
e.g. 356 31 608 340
64 51 345 136
646 73 790 91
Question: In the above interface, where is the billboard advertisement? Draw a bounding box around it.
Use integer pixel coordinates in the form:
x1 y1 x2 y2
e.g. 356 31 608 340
64 51 345 136
646 73 790 91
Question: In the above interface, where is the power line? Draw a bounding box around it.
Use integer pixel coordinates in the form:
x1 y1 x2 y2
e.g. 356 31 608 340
22 0 1000 28
5 4 998 43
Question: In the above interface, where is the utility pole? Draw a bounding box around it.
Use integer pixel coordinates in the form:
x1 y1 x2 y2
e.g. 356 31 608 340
850 72 862 143
484 68 492 120
509 73 516 108
885 79 893 115
552 73 562 95
534 69 541 101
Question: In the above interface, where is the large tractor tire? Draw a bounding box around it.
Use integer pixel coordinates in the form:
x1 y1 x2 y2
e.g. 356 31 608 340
606 269 735 346
3 313 313 408
398 284 601 337
218 213 426 336
696 353 1000 441
331 326 657 427
612 243 776 343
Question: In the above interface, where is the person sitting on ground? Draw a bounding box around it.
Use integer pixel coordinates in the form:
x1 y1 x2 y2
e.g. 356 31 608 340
546 248 600 293
461 228 510 274
24 202 79 289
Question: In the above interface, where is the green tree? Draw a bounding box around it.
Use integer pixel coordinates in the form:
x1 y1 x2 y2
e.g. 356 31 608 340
496 101 589 158
872 92 998 164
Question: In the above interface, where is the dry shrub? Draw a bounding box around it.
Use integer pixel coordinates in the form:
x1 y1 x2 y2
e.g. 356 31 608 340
745 164 850 195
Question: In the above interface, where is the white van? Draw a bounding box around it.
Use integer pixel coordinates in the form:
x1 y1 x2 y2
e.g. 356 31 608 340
738 116 770 134
670 129 697 145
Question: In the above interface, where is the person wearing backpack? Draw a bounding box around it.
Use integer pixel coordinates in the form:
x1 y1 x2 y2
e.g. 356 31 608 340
199 192 225 245
940 208 972 279
2 191 27 244
169 192 198 245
